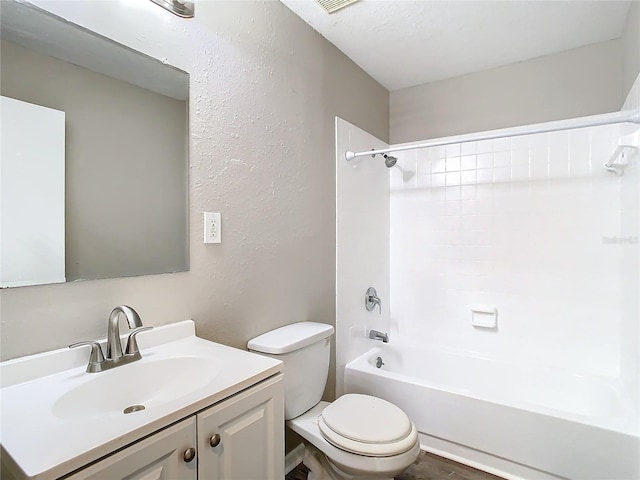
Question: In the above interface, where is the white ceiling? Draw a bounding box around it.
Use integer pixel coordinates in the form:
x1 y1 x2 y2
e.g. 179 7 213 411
280 0 632 91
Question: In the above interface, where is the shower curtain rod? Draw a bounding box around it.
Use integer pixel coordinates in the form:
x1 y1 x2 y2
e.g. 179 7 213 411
344 109 640 161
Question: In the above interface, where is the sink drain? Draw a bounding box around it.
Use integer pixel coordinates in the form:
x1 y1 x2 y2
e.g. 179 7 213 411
123 405 146 414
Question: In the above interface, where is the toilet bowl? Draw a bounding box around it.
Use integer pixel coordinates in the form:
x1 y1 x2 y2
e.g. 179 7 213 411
289 400 420 480
248 322 419 480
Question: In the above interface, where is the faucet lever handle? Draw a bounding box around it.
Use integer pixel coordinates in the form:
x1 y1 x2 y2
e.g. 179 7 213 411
373 297 382 314
125 326 153 355
69 341 106 366
365 287 382 314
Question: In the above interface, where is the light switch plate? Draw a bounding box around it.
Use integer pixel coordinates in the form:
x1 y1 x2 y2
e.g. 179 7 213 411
203 212 221 244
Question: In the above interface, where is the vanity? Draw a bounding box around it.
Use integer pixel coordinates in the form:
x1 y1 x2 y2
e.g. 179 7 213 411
0 321 284 480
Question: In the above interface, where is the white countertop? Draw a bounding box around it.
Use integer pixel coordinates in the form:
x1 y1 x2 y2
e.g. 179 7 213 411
0 320 282 480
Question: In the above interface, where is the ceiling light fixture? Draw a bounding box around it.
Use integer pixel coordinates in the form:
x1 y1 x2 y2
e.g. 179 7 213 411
314 0 360 14
149 0 194 18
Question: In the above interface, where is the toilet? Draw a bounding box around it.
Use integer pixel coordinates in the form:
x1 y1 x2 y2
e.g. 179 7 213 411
248 322 420 480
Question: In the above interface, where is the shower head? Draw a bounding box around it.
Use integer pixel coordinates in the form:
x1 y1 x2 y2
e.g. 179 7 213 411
383 154 397 168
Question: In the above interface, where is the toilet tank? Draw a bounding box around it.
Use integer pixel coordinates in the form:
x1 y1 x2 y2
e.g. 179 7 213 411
248 322 334 420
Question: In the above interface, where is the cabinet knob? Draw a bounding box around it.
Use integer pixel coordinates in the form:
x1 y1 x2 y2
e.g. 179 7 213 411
183 447 196 462
209 434 221 448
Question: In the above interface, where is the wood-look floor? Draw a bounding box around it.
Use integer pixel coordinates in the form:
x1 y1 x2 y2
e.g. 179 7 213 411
286 451 505 480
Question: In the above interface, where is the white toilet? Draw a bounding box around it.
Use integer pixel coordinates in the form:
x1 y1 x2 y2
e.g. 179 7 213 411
248 322 420 480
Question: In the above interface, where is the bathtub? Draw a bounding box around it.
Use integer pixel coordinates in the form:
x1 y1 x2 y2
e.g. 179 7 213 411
344 345 640 480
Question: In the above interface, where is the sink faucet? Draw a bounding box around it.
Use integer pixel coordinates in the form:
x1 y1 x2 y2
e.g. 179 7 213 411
107 305 142 360
369 329 389 343
70 305 152 373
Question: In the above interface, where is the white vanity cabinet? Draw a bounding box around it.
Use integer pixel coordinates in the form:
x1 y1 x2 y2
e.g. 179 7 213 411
1 322 284 480
63 418 197 480
197 373 284 479
64 375 283 480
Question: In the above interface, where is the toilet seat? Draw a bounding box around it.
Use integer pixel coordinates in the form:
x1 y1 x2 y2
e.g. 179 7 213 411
288 401 421 478
318 394 418 457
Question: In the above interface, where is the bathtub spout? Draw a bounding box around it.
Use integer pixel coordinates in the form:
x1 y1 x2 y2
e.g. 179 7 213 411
369 330 389 343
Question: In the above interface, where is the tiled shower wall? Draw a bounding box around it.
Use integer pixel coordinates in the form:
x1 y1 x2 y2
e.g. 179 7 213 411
390 123 636 378
620 77 640 403
620 139 639 402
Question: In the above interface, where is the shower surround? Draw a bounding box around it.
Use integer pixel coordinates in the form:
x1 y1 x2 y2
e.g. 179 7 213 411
336 86 639 478
383 118 639 478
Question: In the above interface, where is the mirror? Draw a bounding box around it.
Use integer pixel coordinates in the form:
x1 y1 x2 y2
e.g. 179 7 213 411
0 1 189 288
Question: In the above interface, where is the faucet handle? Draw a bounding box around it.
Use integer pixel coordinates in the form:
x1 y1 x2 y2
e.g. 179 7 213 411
69 341 105 372
365 287 382 314
125 326 153 355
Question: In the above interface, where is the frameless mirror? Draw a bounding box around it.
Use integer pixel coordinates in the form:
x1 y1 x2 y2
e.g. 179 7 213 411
0 1 189 288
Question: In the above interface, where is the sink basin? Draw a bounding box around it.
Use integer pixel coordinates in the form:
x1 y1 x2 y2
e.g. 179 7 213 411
0 320 283 480
52 356 221 419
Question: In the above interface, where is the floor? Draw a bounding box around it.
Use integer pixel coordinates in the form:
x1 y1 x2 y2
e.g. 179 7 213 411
286 450 505 480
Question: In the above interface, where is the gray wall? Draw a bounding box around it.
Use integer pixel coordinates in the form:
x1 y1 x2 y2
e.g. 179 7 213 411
390 39 623 143
0 1 389 405
623 0 640 97
1 40 188 281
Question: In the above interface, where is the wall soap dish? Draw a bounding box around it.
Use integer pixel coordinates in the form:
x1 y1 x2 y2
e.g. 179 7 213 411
471 305 498 329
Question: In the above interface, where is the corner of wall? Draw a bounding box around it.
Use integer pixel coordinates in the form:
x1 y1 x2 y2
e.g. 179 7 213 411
622 72 640 111
335 117 389 397
622 0 640 103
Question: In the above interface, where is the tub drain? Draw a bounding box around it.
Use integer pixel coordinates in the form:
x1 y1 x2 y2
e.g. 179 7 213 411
123 405 146 414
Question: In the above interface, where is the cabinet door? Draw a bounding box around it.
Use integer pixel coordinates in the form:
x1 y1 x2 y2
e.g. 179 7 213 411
197 374 284 480
66 417 197 480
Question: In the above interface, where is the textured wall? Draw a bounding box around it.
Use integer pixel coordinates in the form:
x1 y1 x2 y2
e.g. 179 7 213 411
1 40 188 282
0 0 389 404
390 40 623 144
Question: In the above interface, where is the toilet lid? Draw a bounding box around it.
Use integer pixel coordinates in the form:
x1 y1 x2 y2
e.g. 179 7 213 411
318 394 418 457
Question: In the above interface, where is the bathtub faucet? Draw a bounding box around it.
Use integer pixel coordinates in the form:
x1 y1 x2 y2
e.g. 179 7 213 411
369 330 389 343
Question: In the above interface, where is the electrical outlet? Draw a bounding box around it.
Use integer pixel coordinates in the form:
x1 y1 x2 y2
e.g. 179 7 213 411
203 212 221 244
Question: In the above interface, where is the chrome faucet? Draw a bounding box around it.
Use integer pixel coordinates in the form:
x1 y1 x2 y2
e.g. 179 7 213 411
369 329 389 343
70 305 152 373
107 305 143 360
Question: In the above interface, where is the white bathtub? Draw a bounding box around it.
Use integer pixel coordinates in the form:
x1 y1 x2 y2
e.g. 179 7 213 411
344 344 640 480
